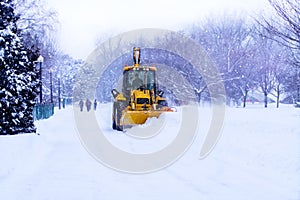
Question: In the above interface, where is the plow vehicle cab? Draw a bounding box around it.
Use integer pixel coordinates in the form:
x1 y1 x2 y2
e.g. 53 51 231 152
111 47 172 131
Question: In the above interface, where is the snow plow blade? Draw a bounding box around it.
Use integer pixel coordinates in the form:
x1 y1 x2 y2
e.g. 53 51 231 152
120 109 172 126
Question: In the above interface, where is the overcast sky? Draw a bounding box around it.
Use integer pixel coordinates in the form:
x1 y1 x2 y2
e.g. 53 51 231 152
47 0 271 59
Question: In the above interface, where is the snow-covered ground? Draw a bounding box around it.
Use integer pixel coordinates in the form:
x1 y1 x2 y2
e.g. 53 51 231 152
0 103 300 200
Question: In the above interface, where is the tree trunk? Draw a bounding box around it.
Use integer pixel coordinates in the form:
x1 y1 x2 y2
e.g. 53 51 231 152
198 92 201 104
276 85 280 108
264 92 268 108
243 90 248 108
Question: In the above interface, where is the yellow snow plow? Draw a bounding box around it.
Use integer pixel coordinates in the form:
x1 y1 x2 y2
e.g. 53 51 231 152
111 47 173 131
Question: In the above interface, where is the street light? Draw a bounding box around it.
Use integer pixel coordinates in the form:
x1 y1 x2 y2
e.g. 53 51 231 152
58 74 61 110
37 55 44 104
49 68 53 103
297 66 300 103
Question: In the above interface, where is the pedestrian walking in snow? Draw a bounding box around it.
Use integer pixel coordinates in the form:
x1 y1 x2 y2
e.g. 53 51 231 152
86 98 92 112
79 99 84 112
94 99 97 111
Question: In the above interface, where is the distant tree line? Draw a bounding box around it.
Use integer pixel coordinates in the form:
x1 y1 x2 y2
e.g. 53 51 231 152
94 0 299 108
6 0 294 111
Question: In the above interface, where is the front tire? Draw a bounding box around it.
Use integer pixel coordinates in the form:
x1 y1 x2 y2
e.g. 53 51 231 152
112 118 117 130
112 101 125 131
115 106 123 131
112 103 117 130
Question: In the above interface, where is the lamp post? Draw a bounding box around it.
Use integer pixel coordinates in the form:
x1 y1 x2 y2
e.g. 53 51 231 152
49 68 53 103
58 74 61 110
37 55 44 103
297 66 300 103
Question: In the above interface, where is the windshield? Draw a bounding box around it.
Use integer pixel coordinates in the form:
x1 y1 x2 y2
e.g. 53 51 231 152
123 69 156 97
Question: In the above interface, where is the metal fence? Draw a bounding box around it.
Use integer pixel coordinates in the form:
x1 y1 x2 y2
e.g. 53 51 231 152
33 103 55 120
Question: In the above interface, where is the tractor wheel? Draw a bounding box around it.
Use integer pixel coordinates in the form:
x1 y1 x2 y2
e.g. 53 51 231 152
112 118 117 130
112 101 125 131
112 103 117 130
115 106 123 131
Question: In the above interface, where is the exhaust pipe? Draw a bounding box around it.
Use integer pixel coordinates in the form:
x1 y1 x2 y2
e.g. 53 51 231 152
133 47 140 66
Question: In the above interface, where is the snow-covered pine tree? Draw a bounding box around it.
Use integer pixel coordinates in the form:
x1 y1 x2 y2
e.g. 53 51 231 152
0 0 39 134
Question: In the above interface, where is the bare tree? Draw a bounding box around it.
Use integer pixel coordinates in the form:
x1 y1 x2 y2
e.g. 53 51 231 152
15 0 59 61
253 28 278 108
260 0 300 51
15 0 58 35
188 15 255 106
238 49 260 108
258 0 300 102
271 47 291 107
14 0 62 103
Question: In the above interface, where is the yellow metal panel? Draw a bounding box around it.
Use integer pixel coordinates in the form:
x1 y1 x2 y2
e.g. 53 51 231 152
123 66 134 71
121 110 163 125
116 93 126 101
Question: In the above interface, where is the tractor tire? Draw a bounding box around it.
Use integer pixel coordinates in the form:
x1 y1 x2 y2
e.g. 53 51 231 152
112 101 126 131
112 103 117 130
115 106 123 131
112 119 117 130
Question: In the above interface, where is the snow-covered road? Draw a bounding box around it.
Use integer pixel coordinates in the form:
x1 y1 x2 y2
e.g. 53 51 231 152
0 103 299 200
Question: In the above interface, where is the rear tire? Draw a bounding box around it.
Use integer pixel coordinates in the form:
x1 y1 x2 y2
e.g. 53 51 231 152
115 106 123 131
116 125 123 131
112 101 125 131
112 119 117 130
112 103 117 130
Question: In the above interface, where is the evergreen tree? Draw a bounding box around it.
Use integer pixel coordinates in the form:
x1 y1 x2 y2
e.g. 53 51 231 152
0 0 39 134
